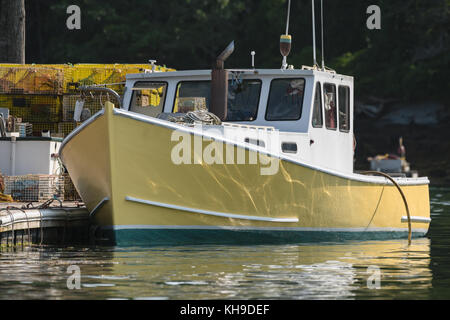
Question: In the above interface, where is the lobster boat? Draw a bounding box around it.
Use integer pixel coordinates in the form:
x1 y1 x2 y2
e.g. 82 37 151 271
59 3 430 245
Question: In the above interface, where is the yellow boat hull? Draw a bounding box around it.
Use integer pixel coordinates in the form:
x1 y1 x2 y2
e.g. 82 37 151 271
60 103 431 245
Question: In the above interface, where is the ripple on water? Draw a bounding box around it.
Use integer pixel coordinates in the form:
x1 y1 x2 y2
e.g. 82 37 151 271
0 187 449 299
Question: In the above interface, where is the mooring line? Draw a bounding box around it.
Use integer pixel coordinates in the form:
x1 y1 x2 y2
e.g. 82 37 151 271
23 209 31 245
16 208 31 245
361 171 412 245
7 208 15 246
364 185 385 232
62 208 70 245
39 208 43 245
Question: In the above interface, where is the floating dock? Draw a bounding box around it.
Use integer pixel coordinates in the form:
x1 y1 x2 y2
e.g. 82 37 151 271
0 201 90 246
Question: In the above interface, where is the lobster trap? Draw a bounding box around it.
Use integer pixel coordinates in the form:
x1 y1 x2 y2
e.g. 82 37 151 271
0 67 64 95
3 175 65 202
6 94 62 123
62 173 82 201
62 94 104 122
31 122 59 136
58 122 80 137
0 64 174 132
67 66 126 94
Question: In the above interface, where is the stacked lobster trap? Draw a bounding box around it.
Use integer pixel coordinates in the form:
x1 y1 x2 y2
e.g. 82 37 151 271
2 174 83 202
0 63 173 137
3 174 64 202
0 66 64 95
0 63 173 203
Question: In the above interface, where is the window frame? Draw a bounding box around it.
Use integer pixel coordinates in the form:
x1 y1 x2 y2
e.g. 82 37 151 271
281 142 298 154
323 82 338 131
129 80 168 112
265 77 305 122
338 85 351 133
311 81 323 128
226 78 262 122
171 79 262 122
172 80 211 113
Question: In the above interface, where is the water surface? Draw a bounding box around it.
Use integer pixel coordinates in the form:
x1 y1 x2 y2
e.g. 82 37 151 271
0 187 449 299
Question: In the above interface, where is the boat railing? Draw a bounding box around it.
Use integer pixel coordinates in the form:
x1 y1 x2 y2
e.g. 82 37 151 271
222 122 276 132
78 86 122 109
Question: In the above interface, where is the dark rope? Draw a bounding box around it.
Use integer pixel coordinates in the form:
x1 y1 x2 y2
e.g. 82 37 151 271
360 171 412 245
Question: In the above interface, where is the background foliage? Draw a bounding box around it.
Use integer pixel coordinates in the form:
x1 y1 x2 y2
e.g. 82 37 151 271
17 0 450 103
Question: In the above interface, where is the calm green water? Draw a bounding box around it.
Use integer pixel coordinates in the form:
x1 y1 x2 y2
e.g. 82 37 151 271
0 187 449 300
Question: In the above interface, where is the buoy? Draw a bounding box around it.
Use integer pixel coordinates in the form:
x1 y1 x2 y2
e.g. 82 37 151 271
280 34 292 57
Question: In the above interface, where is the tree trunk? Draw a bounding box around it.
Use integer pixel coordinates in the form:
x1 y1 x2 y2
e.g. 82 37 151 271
0 0 26 63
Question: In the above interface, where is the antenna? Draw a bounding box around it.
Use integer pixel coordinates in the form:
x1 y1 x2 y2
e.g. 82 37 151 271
311 0 317 67
321 0 325 70
285 0 291 35
149 59 157 72
251 51 255 69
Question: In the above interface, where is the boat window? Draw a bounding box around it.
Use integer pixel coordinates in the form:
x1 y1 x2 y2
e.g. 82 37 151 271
173 81 210 113
227 79 261 121
338 85 350 132
130 81 167 117
281 142 298 154
311 82 323 127
172 80 261 121
323 83 337 130
265 78 304 121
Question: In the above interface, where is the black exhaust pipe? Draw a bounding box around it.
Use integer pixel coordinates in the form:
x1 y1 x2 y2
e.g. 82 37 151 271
210 41 234 121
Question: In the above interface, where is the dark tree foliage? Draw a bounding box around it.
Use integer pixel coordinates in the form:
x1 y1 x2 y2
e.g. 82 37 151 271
24 0 449 103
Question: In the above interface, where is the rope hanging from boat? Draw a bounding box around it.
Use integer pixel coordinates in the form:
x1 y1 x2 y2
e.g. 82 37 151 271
361 171 412 245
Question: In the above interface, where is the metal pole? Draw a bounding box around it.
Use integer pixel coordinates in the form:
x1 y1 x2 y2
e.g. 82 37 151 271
321 0 325 70
312 0 317 67
285 0 291 35
79 86 122 109
11 137 16 176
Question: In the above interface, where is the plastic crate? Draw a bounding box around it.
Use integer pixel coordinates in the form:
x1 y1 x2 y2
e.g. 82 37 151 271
17 123 32 137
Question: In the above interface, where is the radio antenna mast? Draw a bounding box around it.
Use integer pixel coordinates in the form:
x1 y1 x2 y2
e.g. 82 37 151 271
311 0 317 67
321 0 325 70
280 0 292 69
285 0 291 35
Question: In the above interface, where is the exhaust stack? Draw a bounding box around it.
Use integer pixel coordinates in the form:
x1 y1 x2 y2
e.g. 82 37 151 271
210 41 234 121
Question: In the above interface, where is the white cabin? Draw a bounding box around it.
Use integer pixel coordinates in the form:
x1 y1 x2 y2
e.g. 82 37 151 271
121 68 354 173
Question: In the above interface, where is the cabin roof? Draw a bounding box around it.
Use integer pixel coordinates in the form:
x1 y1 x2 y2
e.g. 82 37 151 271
126 68 354 82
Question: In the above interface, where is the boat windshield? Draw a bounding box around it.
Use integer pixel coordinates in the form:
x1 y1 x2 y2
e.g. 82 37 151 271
130 81 168 117
173 80 261 121
265 78 305 121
